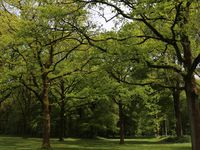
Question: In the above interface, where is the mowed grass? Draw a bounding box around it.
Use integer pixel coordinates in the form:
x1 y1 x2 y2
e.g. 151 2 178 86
0 136 191 150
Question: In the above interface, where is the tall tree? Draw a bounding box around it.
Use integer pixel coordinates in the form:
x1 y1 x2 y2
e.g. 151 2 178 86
98 32 149 143
0 0 90 148
81 1 200 149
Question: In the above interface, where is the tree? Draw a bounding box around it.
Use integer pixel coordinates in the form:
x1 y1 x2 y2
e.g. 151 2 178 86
51 75 86 141
97 31 150 143
0 0 90 148
81 1 200 149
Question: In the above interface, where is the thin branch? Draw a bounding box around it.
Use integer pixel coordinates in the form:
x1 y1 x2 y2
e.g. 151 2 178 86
112 96 119 105
85 0 134 20
140 15 172 44
0 91 12 104
20 78 41 102
47 43 83 74
146 61 184 76
171 2 183 40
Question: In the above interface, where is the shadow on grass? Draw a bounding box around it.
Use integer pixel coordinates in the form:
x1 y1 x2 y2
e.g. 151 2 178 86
0 136 41 150
0 136 191 150
51 138 191 150
54 137 164 145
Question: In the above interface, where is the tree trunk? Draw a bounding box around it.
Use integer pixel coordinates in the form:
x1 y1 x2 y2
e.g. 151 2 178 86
180 3 200 148
41 77 51 149
172 87 183 137
59 100 65 141
119 100 125 144
185 78 200 150
164 120 168 136
22 115 27 137
58 80 66 141
161 119 168 136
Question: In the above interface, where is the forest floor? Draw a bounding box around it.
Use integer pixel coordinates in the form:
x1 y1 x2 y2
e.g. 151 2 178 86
0 136 191 150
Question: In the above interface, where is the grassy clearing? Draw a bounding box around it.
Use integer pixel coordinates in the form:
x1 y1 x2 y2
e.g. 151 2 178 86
0 136 191 150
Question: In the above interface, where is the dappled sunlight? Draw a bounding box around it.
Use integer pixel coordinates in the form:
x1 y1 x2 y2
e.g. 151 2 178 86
0 136 191 150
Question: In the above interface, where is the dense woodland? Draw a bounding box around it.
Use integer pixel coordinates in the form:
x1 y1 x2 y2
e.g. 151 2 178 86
0 0 199 150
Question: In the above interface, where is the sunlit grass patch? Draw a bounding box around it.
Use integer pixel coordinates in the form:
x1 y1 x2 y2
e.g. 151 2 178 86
0 136 191 150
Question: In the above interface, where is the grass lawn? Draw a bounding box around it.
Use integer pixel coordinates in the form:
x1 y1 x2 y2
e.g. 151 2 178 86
0 136 191 150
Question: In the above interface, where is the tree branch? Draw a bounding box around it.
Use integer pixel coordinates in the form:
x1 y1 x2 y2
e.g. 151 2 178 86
188 53 200 78
146 61 184 76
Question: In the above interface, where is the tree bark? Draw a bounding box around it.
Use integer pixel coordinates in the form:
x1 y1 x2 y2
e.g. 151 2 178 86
181 21 200 150
161 120 168 136
180 3 200 149
164 120 168 136
57 80 66 141
59 99 65 141
172 87 183 137
119 100 125 144
185 77 200 150
41 76 51 149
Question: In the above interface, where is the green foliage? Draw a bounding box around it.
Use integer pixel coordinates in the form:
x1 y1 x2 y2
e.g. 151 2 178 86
0 0 196 145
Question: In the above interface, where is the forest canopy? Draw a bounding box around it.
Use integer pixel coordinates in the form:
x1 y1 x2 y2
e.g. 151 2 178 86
0 0 199 150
